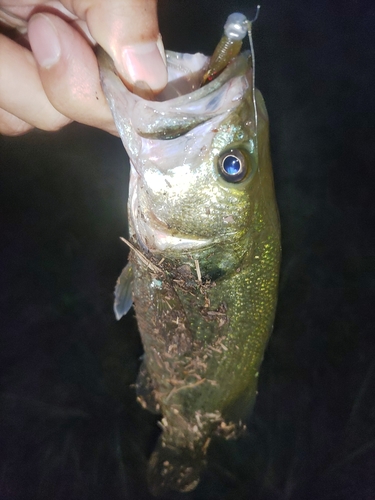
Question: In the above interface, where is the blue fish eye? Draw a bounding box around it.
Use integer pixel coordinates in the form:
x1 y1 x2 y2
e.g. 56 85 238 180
223 155 241 174
218 148 248 182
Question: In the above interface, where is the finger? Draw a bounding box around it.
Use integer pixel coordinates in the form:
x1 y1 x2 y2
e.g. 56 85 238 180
62 0 168 93
28 13 117 134
0 33 71 131
0 108 33 136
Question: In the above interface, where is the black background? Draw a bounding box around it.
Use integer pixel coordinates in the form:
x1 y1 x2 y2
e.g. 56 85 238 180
1 0 375 499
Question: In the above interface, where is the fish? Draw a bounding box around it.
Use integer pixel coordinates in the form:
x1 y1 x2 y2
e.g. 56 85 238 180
98 13 281 494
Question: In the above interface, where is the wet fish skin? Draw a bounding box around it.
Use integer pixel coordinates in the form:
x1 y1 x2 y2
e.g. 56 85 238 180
98 47 281 493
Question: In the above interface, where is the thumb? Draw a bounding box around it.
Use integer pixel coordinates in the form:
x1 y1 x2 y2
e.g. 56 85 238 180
71 0 168 93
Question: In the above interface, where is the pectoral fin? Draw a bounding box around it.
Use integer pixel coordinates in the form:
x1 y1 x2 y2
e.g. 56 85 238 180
114 262 133 320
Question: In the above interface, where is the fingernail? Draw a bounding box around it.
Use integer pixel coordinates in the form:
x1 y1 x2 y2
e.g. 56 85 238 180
28 14 61 68
156 34 167 65
121 37 167 92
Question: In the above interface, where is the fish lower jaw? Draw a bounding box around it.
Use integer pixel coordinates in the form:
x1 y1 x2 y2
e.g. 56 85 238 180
154 230 211 251
139 225 212 252
134 221 212 253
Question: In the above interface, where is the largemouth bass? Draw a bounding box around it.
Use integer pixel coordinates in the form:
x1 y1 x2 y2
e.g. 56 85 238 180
98 13 281 494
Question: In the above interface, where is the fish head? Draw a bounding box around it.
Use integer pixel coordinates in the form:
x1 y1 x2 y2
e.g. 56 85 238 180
99 48 274 275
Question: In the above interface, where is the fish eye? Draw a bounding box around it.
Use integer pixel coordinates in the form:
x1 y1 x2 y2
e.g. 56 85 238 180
218 148 248 183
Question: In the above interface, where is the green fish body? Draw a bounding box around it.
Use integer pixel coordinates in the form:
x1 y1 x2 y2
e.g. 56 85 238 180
99 44 281 493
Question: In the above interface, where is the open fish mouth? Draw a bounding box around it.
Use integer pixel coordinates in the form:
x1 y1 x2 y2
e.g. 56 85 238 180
98 47 251 143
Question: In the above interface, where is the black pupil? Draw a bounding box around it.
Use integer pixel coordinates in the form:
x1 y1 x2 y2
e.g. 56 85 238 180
223 155 241 175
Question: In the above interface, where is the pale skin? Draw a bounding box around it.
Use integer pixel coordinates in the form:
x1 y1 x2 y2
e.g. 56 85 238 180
0 0 168 136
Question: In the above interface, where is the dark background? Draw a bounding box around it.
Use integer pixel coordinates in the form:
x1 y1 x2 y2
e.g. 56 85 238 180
1 0 375 499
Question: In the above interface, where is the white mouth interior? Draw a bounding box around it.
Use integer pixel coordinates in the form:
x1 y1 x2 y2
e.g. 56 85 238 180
156 52 210 101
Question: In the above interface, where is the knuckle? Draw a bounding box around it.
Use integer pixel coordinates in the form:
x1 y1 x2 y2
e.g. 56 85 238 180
0 109 33 136
33 104 72 131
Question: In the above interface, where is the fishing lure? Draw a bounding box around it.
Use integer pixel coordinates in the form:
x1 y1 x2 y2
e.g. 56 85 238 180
202 10 259 85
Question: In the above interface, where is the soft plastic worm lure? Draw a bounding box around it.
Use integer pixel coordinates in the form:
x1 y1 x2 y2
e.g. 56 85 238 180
202 8 260 85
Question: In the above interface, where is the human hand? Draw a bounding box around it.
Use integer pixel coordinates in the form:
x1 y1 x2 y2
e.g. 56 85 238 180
0 0 167 136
